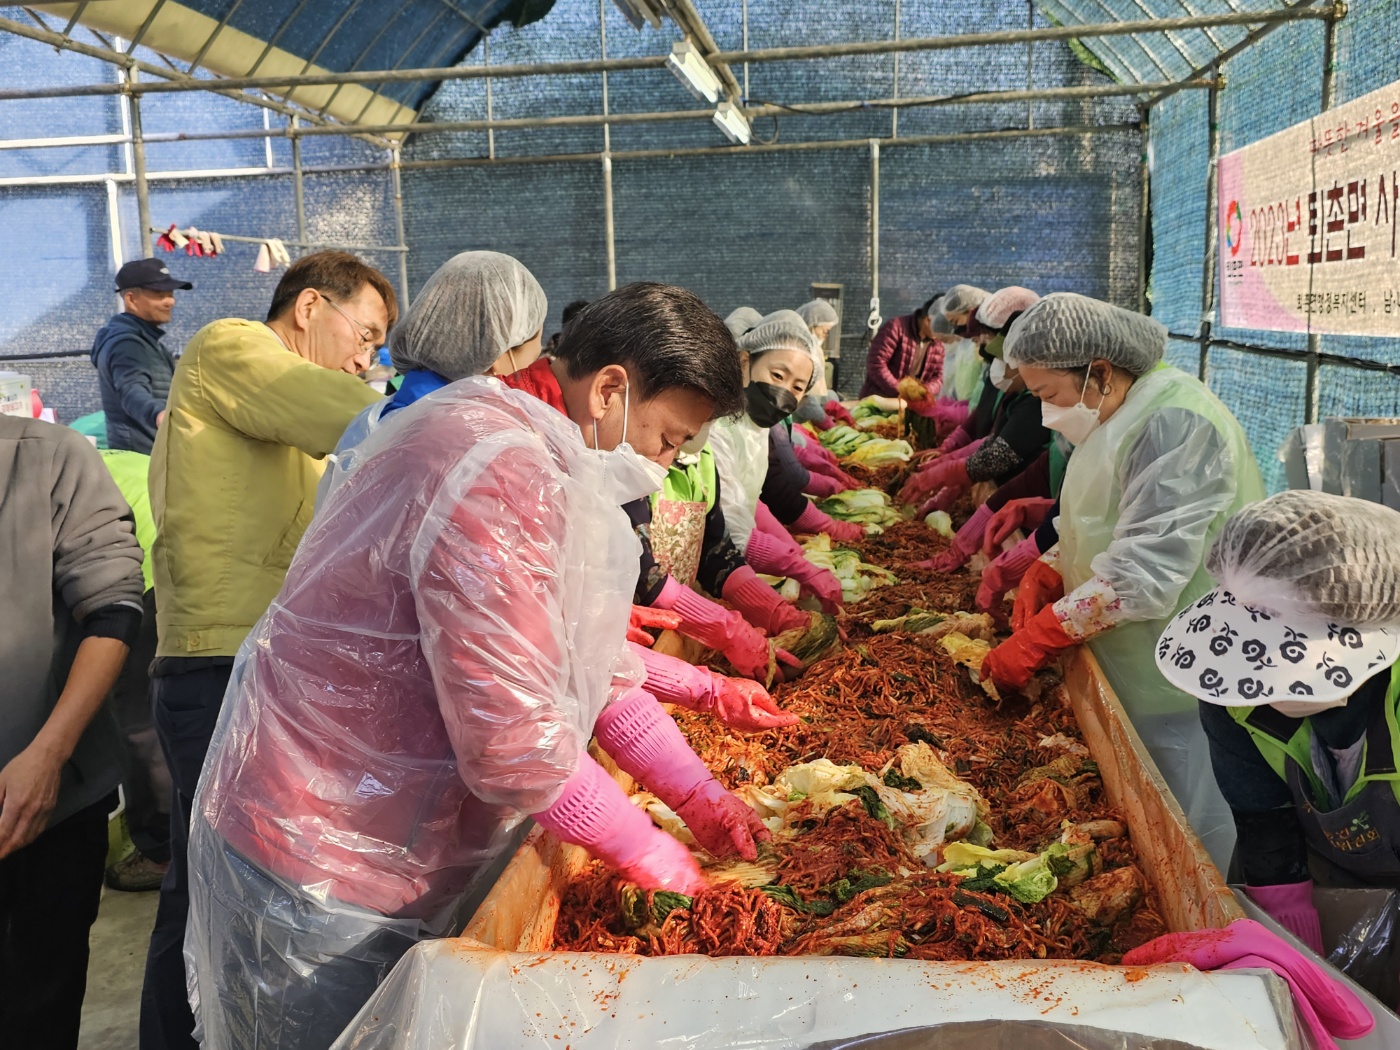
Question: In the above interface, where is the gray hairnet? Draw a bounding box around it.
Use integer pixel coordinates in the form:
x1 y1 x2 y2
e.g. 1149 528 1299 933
927 297 954 336
725 306 764 341
741 310 820 387
389 251 546 379
796 298 839 329
941 284 990 317
1206 491 1400 628
977 286 1040 331
1003 292 1165 377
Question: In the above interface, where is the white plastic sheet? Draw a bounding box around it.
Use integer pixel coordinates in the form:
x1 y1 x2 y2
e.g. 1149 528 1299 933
332 942 1301 1050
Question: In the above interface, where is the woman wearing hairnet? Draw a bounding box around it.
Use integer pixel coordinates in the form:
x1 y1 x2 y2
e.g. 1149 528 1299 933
1156 492 1400 947
979 292 1264 867
791 298 858 431
709 311 849 614
859 291 958 400
185 282 769 1049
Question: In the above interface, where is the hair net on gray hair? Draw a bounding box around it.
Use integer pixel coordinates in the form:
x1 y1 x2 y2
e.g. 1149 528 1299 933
1003 292 1165 377
725 306 763 341
1206 491 1400 628
389 251 546 379
977 286 1040 331
796 298 839 329
927 297 954 336
740 310 820 388
941 284 990 317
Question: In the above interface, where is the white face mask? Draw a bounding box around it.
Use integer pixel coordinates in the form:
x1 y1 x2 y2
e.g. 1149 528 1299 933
591 377 668 501
989 358 1015 392
679 420 713 456
1040 370 1103 446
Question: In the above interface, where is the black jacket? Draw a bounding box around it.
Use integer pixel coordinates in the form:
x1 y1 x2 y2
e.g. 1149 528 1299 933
91 312 176 454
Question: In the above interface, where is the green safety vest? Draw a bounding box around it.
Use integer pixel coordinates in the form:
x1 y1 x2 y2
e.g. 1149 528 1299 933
100 449 155 593
653 447 718 512
1232 663 1400 811
1048 435 1070 498
1059 363 1266 719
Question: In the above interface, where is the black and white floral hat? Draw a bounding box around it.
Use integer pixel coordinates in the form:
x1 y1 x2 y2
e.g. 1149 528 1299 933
1156 491 1400 709
1156 589 1400 707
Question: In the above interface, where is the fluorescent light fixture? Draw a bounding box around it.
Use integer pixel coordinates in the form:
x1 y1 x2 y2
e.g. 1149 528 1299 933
712 101 751 145
667 40 722 104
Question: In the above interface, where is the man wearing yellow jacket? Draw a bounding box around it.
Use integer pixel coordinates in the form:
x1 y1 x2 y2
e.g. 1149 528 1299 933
141 251 393 1050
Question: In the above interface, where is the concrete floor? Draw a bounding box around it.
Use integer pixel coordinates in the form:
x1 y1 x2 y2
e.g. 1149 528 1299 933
80 885 158 1050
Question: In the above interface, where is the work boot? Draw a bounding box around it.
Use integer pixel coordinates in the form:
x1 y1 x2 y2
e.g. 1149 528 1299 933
105 850 170 892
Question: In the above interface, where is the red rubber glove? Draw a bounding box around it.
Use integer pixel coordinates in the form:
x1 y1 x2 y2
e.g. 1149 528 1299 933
721 566 810 636
976 535 1042 615
980 602 1078 692
827 401 856 427
916 484 966 518
627 605 683 647
982 497 1056 556
899 457 970 506
1123 920 1373 1050
1011 557 1064 632
533 754 705 894
933 503 995 572
594 690 770 860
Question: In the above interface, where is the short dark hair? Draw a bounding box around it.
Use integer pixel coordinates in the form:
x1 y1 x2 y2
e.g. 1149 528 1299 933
554 283 744 419
266 250 399 330
560 298 591 325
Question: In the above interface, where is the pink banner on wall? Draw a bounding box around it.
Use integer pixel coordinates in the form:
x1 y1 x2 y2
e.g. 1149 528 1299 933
1218 77 1400 335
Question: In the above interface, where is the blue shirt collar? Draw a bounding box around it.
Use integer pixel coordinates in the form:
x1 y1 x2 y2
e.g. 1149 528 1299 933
384 369 451 417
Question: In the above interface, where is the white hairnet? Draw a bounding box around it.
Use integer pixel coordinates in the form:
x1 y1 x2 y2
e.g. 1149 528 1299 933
926 297 955 336
796 298 839 328
744 310 821 385
725 306 763 341
1003 292 1165 377
1205 490 1400 627
941 284 990 317
977 286 1040 331
389 251 546 379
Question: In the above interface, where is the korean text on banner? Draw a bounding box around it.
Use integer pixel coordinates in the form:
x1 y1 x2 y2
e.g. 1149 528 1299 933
1218 77 1400 335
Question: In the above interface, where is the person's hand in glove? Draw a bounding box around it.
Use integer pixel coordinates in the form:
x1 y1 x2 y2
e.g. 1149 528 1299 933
826 401 856 427
916 485 965 519
980 602 1078 693
802 470 845 498
899 457 969 507
790 502 863 543
1123 919 1373 1050
1011 556 1064 631
745 527 845 615
654 577 797 682
932 504 995 572
631 643 799 732
722 566 810 636
794 562 845 614
982 497 1056 555
533 753 705 894
976 535 1042 623
594 690 770 860
627 605 683 647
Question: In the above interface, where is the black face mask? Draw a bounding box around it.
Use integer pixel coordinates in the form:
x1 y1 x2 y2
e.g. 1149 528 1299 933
745 381 799 428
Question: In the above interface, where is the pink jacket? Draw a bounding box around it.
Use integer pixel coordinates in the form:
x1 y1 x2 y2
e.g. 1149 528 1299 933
859 313 946 399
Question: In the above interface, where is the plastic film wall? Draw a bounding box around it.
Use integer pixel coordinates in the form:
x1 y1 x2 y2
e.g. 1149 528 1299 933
1145 0 1400 493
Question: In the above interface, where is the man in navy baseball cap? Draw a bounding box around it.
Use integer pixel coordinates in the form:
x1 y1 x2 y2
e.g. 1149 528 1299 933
91 259 193 455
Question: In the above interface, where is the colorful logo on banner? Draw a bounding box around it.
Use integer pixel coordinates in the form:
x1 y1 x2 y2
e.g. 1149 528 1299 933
1217 77 1400 336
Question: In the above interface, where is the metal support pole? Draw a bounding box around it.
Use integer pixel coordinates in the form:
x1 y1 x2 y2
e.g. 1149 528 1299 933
129 67 153 257
1305 7 1341 424
1197 80 1221 385
868 140 881 335
485 35 495 161
891 0 901 139
391 143 410 308
1025 0 1035 130
104 177 124 275
291 115 307 243
1137 111 1150 314
602 154 616 291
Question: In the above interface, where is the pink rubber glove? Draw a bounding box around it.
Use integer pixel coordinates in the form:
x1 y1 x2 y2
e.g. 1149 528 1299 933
745 522 845 614
792 435 841 474
533 753 705 894
943 436 985 464
982 497 1056 555
933 503 995 572
627 605 683 647
722 565 810 636
976 534 1042 613
654 577 798 682
938 422 973 455
803 471 844 498
1246 881 1324 955
594 689 770 860
1123 919 1373 1050
790 501 863 543
630 644 799 731
899 457 969 506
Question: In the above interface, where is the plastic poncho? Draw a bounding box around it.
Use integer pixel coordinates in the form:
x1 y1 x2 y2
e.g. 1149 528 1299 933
187 378 647 1046
1056 363 1264 866
708 413 770 553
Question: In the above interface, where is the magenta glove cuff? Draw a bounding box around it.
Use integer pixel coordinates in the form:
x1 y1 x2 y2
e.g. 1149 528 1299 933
952 503 996 559
533 753 648 861
1245 882 1325 955
655 576 744 652
594 688 711 809
630 642 717 712
945 437 985 463
744 527 804 576
803 472 842 498
984 534 1042 591
791 501 836 535
940 425 972 453
722 566 789 624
